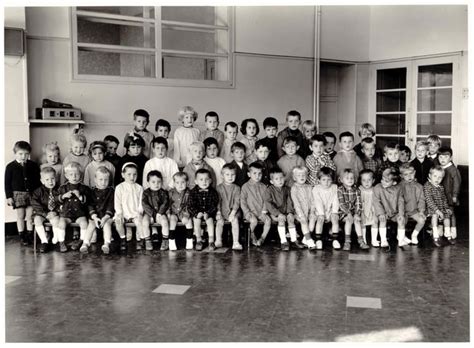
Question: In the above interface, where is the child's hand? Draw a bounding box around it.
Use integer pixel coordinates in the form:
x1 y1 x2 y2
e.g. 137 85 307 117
155 213 162 221
228 212 235 222
246 212 255 221
419 212 426 220
354 214 361 223
436 210 444 220
203 213 209 220
100 215 110 227
196 212 204 219
72 190 80 197
62 191 73 199
93 216 101 228
6 198 14 207
216 212 223 221
277 214 286 224
379 215 387 223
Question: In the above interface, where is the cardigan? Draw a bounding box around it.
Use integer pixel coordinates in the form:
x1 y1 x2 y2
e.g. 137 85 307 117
141 188 169 217
31 185 59 218
411 158 433 185
5 160 41 198
88 186 115 219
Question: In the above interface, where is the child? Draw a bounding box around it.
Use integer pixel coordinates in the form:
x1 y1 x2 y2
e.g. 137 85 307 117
306 134 336 186
261 117 279 162
56 162 90 251
277 136 306 187
40 142 62 184
188 169 219 251
300 120 317 159
61 134 90 184
204 137 226 186
168 172 193 251
423 166 452 247
83 141 115 187
438 146 461 243
240 118 259 164
358 169 379 247
31 167 60 253
399 163 426 245
199 111 225 153
333 132 364 180
115 134 148 186
354 123 382 160
142 136 179 190
241 162 272 247
290 166 317 248
103 135 122 169
399 145 412 163
379 142 403 183
155 119 174 159
373 168 407 249
141 170 170 251
411 140 433 185
173 106 200 167
221 121 238 163
313 167 340 250
114 162 144 251
265 168 305 250
5 141 41 245
123 109 154 158
216 164 243 250
427 134 442 164
322 131 337 160
228 142 249 187
80 167 114 254
254 139 278 186
277 110 305 158
360 137 382 180
182 141 216 189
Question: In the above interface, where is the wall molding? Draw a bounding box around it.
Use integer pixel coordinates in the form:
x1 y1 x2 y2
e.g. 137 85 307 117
26 35 69 42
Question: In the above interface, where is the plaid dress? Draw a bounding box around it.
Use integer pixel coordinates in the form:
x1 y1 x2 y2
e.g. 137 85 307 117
188 186 219 219
306 153 336 186
423 180 452 218
337 185 362 218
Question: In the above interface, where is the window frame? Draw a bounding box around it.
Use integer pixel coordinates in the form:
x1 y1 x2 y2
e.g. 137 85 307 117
70 6 235 88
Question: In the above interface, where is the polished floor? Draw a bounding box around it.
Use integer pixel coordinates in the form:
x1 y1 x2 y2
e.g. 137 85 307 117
5 229 470 342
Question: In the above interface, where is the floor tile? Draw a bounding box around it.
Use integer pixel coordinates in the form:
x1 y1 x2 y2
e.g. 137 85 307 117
348 254 375 261
5 275 22 285
152 284 190 295
346 296 382 309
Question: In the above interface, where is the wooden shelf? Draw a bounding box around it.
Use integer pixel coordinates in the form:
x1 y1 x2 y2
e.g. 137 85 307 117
29 119 85 125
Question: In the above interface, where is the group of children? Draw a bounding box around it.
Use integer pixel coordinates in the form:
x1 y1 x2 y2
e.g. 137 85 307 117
5 107 462 255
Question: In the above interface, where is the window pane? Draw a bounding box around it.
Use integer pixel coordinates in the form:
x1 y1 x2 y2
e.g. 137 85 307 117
418 63 453 88
162 28 227 54
417 113 451 136
376 91 406 112
163 56 227 81
77 6 153 18
377 68 406 90
417 89 452 111
376 114 406 135
416 137 451 148
376 136 405 151
162 6 217 25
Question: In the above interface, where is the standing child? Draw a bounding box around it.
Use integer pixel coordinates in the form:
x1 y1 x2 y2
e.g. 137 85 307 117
40 142 62 184
155 119 174 159
103 135 122 169
221 121 239 163
114 162 144 251
399 145 412 163
188 169 219 251
80 167 114 254
306 134 336 186
199 111 225 153
300 120 317 159
240 118 260 164
173 106 200 167
142 136 179 190
313 167 340 250
411 140 433 185
216 164 243 250
5 141 41 245
333 132 364 180
277 136 306 187
379 142 403 183
277 110 305 158
229 142 249 187
168 172 193 251
204 137 227 186
337 169 370 251
360 138 382 181
141 170 170 251
116 134 148 186
427 134 442 164
123 109 154 158
61 134 90 184
354 123 383 160
322 131 337 160
261 117 279 162
241 162 272 247
83 141 115 187
183 141 216 189
358 169 379 247
254 139 278 186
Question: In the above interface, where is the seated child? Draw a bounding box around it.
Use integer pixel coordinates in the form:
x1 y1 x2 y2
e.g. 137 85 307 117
142 136 179 190
277 136 306 187
83 141 115 187
300 120 317 159
322 131 337 160
399 145 412 163
261 117 279 162
183 141 216 189
277 110 305 158
264 168 304 251
333 131 364 180
379 142 403 183
358 169 379 247
114 162 144 251
423 166 452 247
188 169 219 251
240 118 260 164
399 163 426 245
306 134 336 186
254 139 278 186
360 137 382 181
313 167 340 250
438 146 461 243
155 119 174 159
411 140 433 185
81 167 114 254
168 172 193 251
204 137 226 186
354 123 382 160
61 134 90 184
199 111 225 153
56 162 91 251
141 170 170 251
40 142 62 184
241 162 272 247
373 168 407 249
5 141 41 245
221 121 239 163
31 167 60 253
116 134 148 186
216 164 243 250
173 106 200 167
228 142 249 187
290 166 317 248
427 134 442 164
123 109 154 158
337 169 369 251
103 135 122 169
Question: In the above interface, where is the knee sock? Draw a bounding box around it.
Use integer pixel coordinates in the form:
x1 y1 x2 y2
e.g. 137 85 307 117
186 228 193 239
288 227 298 242
169 229 176 240
379 227 387 243
411 229 420 240
451 227 457 239
371 227 379 244
80 228 87 241
397 228 406 244
444 226 452 238
278 226 287 243
35 225 49 244
315 233 322 241
56 229 66 243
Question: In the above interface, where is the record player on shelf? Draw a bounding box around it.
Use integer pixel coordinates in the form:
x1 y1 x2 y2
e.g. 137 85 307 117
35 98 82 120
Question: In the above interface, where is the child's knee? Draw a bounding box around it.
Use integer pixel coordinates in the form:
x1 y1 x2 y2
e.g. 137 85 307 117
317 216 325 224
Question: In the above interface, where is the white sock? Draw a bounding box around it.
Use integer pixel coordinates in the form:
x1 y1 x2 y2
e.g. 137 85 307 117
278 226 287 243
397 229 406 244
289 227 298 242
80 228 87 241
444 226 452 238
379 227 387 243
56 228 66 242
451 227 457 239
35 225 49 244
432 226 440 239
371 227 379 244
411 229 420 239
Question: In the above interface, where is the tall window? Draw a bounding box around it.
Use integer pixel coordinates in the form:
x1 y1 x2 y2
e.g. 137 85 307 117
71 6 234 87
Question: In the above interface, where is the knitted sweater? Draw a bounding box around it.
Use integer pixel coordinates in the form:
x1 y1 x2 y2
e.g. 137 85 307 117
333 150 364 180
373 182 404 218
306 153 336 186
5 160 41 198
88 186 115 219
313 184 339 218
277 154 305 187
399 180 425 216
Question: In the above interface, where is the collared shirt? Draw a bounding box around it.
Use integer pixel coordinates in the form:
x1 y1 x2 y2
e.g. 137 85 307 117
188 186 219 218
114 181 143 220
337 185 362 216
306 153 336 186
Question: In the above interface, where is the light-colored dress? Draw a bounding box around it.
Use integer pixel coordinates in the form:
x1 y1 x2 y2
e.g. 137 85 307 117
359 186 376 226
173 126 201 167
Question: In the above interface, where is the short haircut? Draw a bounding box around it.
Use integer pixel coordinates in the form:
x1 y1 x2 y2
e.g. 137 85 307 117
361 137 375 147
70 133 87 146
415 140 429 151
124 133 145 149
88 140 107 156
155 119 171 132
438 146 453 156
151 136 168 150
42 142 60 164
384 142 400 152
64 161 82 173
221 163 236 174
301 120 316 131
292 165 308 176
400 163 415 174
310 134 327 146
254 139 269 151
318 166 334 180
359 168 374 179
147 170 163 181
95 166 111 177
104 135 120 145
240 118 260 136
248 161 263 171
322 131 336 142
359 123 376 137
286 110 301 120
195 168 211 178
173 171 188 182
399 145 412 156
231 141 246 153
203 137 219 149
189 141 205 152
282 136 298 147
339 168 355 180
429 165 445 176
178 106 198 122
40 166 56 176
121 162 138 173
224 121 238 131
133 109 150 122
263 117 278 129
339 131 354 141
269 167 284 179
427 134 442 146
205 111 219 122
